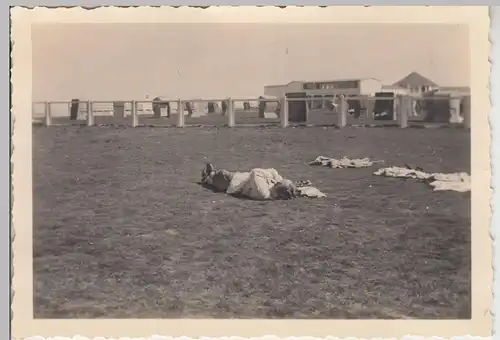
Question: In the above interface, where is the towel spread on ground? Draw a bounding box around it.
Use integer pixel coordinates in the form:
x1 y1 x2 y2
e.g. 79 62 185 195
295 185 327 199
310 156 382 168
373 166 471 192
202 165 326 200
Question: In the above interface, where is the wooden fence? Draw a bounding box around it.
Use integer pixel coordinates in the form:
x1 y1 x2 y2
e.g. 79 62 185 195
32 94 471 129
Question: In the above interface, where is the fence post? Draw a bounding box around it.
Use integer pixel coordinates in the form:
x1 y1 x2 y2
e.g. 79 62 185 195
114 101 126 119
44 101 51 127
392 96 398 121
227 98 235 127
337 95 347 128
449 97 462 124
177 99 184 127
464 111 471 129
305 97 311 122
463 95 471 129
398 96 409 128
70 99 80 121
86 101 93 127
280 97 289 128
131 100 138 127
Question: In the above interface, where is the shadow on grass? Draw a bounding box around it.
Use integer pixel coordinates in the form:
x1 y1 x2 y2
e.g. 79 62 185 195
197 181 261 201
197 181 220 193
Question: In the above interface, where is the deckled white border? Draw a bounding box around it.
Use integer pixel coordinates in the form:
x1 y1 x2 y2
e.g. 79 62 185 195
489 5 498 340
10 5 493 340
17 336 493 340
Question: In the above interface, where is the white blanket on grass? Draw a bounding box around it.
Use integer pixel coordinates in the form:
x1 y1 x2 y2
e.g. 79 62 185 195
310 156 383 169
226 168 326 200
373 166 471 192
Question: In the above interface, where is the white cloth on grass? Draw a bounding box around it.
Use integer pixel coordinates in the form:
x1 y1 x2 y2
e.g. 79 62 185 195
373 166 471 192
310 156 382 169
296 186 327 198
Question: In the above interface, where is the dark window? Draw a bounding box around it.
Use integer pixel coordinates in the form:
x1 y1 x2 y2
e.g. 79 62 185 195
304 80 359 90
334 80 358 89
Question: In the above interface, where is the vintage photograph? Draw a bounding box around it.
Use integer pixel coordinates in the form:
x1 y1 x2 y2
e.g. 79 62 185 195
10 6 493 338
30 21 474 319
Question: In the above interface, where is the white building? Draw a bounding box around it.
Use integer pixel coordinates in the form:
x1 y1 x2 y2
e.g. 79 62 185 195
380 85 413 95
264 78 383 97
438 86 471 95
380 72 470 97
381 72 440 95
263 81 305 97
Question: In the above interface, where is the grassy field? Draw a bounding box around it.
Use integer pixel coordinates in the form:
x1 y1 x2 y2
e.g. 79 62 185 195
33 124 471 319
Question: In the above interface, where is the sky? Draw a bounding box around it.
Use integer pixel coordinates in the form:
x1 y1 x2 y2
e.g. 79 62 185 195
32 23 470 101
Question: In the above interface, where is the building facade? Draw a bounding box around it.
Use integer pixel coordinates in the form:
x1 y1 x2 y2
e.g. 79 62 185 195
384 72 440 95
263 81 304 97
438 86 471 95
264 78 383 97
302 78 382 96
381 72 471 97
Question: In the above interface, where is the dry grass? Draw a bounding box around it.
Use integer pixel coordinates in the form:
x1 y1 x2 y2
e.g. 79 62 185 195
33 125 471 319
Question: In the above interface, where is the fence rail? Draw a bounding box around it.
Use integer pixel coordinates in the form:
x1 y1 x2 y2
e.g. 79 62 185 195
32 94 471 130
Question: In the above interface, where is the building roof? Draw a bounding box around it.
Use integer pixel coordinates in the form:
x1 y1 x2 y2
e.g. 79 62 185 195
298 77 381 84
439 86 470 91
393 72 438 88
265 78 381 88
264 84 286 88
381 84 401 89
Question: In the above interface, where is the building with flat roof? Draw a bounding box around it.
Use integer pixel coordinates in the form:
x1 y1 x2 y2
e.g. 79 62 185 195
266 73 471 98
301 78 382 96
263 78 384 112
263 74 470 117
264 78 383 97
437 86 471 95
263 81 304 97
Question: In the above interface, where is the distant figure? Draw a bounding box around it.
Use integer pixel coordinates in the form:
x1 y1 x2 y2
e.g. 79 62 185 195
152 97 171 118
420 90 449 122
258 96 266 118
207 102 216 114
243 102 251 111
185 102 194 117
70 99 80 120
347 99 362 119
275 101 281 118
327 100 338 113
221 100 228 116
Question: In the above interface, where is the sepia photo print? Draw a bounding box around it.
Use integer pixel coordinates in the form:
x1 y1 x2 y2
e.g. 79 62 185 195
11 6 492 339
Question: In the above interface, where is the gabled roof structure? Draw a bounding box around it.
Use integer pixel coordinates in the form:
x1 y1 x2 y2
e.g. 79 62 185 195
392 72 438 88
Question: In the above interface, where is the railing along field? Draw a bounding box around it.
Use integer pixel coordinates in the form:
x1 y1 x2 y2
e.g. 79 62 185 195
32 94 471 129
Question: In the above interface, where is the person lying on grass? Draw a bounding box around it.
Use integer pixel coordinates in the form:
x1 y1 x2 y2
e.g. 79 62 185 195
200 163 298 200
